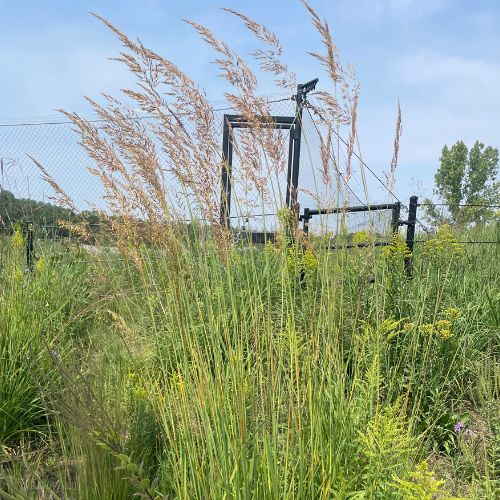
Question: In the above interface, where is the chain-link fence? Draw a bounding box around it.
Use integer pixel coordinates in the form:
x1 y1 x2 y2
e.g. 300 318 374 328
1 94 400 240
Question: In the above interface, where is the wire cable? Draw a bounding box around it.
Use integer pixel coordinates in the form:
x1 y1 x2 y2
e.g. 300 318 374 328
0 97 293 128
305 102 431 234
303 106 365 206
418 203 500 208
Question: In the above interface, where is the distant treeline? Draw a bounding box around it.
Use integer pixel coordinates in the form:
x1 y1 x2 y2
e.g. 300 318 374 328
0 190 101 236
0 190 203 244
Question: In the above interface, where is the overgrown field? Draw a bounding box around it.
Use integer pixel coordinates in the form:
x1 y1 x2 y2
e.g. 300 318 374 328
1 2 499 497
0 223 498 499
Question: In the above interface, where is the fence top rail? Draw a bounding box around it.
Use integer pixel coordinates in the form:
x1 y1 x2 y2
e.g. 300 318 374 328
224 114 295 128
301 202 401 219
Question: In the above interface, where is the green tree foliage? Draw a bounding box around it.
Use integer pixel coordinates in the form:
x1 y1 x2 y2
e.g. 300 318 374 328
0 190 101 238
0 189 74 230
424 140 499 226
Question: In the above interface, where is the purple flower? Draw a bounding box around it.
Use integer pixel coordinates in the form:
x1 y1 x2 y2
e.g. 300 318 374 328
454 421 464 433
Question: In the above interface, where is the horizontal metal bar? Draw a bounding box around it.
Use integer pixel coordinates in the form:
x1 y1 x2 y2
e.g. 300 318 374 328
302 203 401 219
233 231 277 244
328 241 391 250
224 114 295 126
230 122 293 130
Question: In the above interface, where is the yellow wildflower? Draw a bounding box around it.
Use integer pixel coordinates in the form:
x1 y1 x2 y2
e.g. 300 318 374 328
418 320 454 339
435 319 451 329
132 387 147 400
12 268 23 283
393 461 466 499
382 233 411 261
403 322 415 331
380 318 400 334
352 230 371 245
11 228 24 250
443 307 461 321
419 323 434 334
303 248 318 272
435 320 453 339
439 329 453 339
35 257 46 273
422 224 464 259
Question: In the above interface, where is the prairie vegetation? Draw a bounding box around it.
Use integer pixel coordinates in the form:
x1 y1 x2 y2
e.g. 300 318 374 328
1 2 499 498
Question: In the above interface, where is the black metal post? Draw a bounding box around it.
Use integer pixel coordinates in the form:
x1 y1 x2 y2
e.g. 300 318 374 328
289 103 302 216
404 196 418 275
220 116 234 230
25 221 34 271
302 208 311 235
391 201 401 235
286 78 318 216
285 130 294 208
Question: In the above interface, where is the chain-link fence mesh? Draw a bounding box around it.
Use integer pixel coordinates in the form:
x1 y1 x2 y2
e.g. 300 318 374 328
1 95 396 239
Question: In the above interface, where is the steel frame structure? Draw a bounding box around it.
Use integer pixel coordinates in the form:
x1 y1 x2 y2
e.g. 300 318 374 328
219 80 319 242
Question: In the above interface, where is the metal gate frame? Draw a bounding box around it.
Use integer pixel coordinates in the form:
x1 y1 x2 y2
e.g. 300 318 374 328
219 79 319 243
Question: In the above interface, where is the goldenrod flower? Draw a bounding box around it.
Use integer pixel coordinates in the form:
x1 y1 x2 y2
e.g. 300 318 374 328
133 387 147 400
418 323 434 334
422 224 464 259
439 329 453 339
435 319 451 329
382 233 411 262
11 228 24 250
380 318 400 333
352 230 371 245
35 257 46 273
443 307 461 321
303 249 318 272
12 268 23 283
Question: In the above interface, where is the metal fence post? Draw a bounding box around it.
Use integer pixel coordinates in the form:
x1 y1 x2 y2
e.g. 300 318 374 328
25 221 34 271
391 201 401 235
302 207 311 235
220 116 232 229
286 78 318 218
404 196 418 275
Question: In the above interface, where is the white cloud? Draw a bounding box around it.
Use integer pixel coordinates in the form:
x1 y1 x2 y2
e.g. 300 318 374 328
395 50 500 98
394 51 500 147
363 50 500 197
350 50 500 201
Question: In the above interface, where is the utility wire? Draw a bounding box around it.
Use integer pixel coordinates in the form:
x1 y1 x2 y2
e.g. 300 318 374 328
418 203 500 208
0 97 293 128
414 240 499 245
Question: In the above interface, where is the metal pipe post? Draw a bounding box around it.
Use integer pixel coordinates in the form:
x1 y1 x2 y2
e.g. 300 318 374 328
220 116 231 229
404 196 418 275
302 208 311 235
25 221 34 271
391 202 401 235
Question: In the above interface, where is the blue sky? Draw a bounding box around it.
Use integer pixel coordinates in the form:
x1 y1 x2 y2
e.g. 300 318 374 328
1 0 499 206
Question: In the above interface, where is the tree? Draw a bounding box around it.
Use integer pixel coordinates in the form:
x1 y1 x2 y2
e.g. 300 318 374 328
0 189 103 240
424 140 499 226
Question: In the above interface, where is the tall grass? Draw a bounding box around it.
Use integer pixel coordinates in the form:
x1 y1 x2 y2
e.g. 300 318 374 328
1 224 498 498
1 2 499 498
